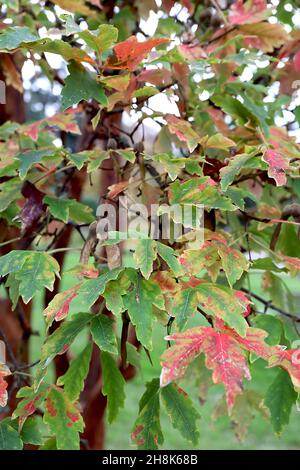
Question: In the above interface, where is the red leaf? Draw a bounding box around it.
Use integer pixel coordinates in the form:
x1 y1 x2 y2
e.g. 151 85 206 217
229 0 268 25
105 36 169 71
107 180 129 199
21 108 81 141
165 115 201 152
137 68 172 86
161 327 251 410
280 254 300 275
43 286 79 325
178 43 206 62
262 149 289 186
0 362 11 408
161 323 289 411
269 349 300 390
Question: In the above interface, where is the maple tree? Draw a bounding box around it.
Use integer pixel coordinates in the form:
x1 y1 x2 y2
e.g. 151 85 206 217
0 0 300 451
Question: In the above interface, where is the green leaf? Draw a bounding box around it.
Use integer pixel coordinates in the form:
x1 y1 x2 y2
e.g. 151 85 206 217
133 86 159 98
14 252 60 304
30 38 93 64
251 315 283 346
211 95 258 128
169 178 235 211
61 62 108 110
77 268 123 309
67 149 110 171
217 244 249 288
150 153 186 181
0 26 38 50
123 275 165 349
161 384 200 445
220 151 261 191
8 417 45 446
57 344 92 402
196 284 248 337
44 387 84 450
0 251 60 303
173 288 198 331
156 242 183 276
0 178 21 212
0 121 20 140
13 385 49 425
131 378 163 450
20 417 44 445
79 24 118 53
101 352 125 423
90 314 118 354
15 149 54 179
204 133 235 149
265 369 297 434
40 312 91 369
117 149 136 163
0 420 23 450
44 195 94 224
133 239 157 279
103 275 130 316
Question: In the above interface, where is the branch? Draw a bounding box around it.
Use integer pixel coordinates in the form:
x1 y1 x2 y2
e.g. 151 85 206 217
241 288 300 323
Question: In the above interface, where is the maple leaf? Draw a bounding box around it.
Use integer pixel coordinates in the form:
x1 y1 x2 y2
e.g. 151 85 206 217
101 352 126 423
280 254 300 275
61 62 107 110
160 323 286 411
20 108 81 141
123 271 165 349
57 344 92 402
39 312 92 372
0 362 11 408
43 285 79 326
229 0 269 25
44 387 84 450
240 22 289 53
105 36 169 71
90 314 118 355
0 250 60 303
262 148 290 186
161 326 251 410
179 237 249 287
165 115 201 153
131 379 163 450
133 239 157 279
48 0 92 15
100 74 131 92
13 385 49 428
264 369 297 434
44 195 94 224
0 419 23 450
78 24 118 54
268 348 300 391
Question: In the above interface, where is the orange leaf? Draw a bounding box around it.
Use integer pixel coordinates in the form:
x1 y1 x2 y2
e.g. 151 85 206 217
105 36 169 71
